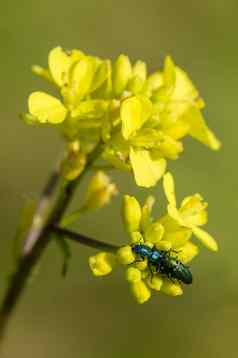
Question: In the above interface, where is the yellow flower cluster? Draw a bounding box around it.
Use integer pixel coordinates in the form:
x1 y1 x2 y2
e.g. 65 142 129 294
25 47 220 187
89 172 218 303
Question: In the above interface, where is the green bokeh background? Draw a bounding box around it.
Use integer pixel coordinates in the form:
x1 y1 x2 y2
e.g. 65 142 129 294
0 0 237 357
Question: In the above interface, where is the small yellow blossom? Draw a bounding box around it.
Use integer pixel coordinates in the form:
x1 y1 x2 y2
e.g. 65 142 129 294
161 279 183 296
89 252 115 276
117 245 135 265
146 275 163 291
163 172 218 251
28 92 67 124
84 171 118 210
130 280 151 304
126 267 142 283
88 174 218 303
122 195 142 233
60 144 86 181
112 54 132 97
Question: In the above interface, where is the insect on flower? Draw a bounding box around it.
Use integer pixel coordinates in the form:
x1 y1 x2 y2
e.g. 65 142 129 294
132 244 193 284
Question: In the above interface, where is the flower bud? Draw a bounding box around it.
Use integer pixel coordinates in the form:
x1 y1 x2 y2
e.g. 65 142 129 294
146 275 163 291
126 267 142 283
161 279 183 296
84 171 117 210
112 54 132 96
89 252 115 276
61 151 86 181
122 195 142 233
130 280 151 304
130 231 144 244
117 245 135 265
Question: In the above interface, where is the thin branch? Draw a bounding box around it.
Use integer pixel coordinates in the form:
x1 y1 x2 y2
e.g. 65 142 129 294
23 169 60 255
0 144 103 340
52 226 119 253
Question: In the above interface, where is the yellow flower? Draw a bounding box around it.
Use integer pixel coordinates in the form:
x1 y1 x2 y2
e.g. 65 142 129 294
89 252 116 276
24 48 220 189
27 47 109 127
28 92 67 124
89 174 217 303
152 56 221 151
121 195 142 233
163 172 218 252
84 171 118 211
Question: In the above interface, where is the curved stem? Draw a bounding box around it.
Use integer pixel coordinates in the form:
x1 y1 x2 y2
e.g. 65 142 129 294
0 145 103 340
52 226 119 253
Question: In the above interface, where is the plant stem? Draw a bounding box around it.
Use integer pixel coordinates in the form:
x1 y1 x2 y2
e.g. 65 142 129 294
52 226 119 253
0 145 102 340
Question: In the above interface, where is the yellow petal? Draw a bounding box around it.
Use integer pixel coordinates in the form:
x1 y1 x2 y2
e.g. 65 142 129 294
63 57 96 106
134 259 148 271
84 171 117 210
167 204 184 226
112 54 132 96
177 242 199 263
180 194 208 227
117 245 135 265
145 222 164 244
132 60 147 82
121 96 152 139
89 252 115 276
60 151 86 180
141 196 155 232
172 67 198 105
92 60 112 99
163 172 177 207
71 100 108 119
126 267 142 283
146 275 163 291
122 195 142 233
130 231 144 244
28 92 67 124
162 228 192 249
158 135 183 160
143 71 163 97
163 56 176 89
48 47 84 86
130 148 166 187
90 60 109 92
191 226 218 252
130 280 151 304
163 119 190 140
128 60 147 94
182 106 221 150
155 240 172 251
161 278 183 296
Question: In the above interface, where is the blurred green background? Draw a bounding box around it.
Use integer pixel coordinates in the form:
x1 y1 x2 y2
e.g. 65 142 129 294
0 0 237 357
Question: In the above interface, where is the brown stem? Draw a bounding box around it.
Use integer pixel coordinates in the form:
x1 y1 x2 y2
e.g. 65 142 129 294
0 145 102 340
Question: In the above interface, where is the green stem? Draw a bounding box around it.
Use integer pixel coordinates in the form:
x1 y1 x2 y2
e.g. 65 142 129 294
52 226 119 253
0 144 103 340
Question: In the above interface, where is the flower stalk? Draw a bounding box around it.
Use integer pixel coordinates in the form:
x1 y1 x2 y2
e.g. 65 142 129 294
0 144 103 339
52 226 119 253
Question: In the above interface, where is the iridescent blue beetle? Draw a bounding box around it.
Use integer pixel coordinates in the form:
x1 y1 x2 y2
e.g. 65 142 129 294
132 244 192 284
